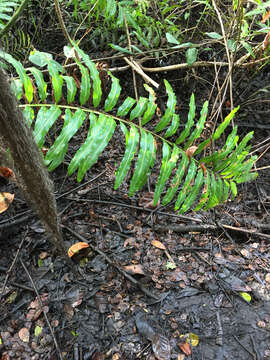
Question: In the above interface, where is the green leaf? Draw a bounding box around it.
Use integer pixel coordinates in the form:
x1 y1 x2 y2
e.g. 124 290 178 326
175 159 197 210
45 109 86 171
109 43 134 54
153 143 180 206
117 97 136 117
129 97 148 121
166 32 180 45
205 32 223 39
68 114 116 181
241 41 255 58
34 325 43 337
215 175 224 203
166 261 177 270
155 79 176 132
194 170 210 211
194 138 211 156
0 50 33 103
0 13 11 21
184 100 208 149
228 39 237 52
51 73 64 104
230 181 237 199
202 127 238 165
23 106 35 128
223 154 254 179
33 106 61 148
179 168 204 214
131 45 144 54
204 172 219 210
114 124 139 189
23 107 35 128
104 72 121 111
245 1 270 17
62 75 77 104
239 292 251 303
186 48 198 66
77 63 91 106
165 114 180 138
176 93 195 144
29 67 47 102
142 84 157 125
29 50 53 68
129 131 156 196
172 42 195 49
29 50 64 103
117 4 124 26
212 107 239 140
221 179 230 203
220 132 254 176
10 78 23 100
125 10 140 31
162 152 189 205
134 31 150 48
106 0 117 18
72 44 102 107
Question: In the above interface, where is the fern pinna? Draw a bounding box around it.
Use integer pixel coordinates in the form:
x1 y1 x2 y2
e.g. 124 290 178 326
0 44 258 214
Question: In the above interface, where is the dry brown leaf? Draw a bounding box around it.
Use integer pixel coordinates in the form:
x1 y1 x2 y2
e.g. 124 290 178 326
177 355 185 360
265 273 270 283
263 31 270 50
0 192 14 214
262 11 270 23
138 192 159 209
18 328 30 343
124 264 145 275
39 251 48 260
0 166 14 179
178 342 191 356
151 240 166 250
185 145 198 159
64 303 74 320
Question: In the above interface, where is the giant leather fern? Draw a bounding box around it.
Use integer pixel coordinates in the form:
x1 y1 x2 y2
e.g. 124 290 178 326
0 45 258 214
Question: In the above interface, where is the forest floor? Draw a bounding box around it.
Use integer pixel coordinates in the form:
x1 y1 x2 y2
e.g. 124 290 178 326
1 40 270 360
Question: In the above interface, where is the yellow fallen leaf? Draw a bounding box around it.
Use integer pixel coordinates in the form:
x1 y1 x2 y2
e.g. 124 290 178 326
239 292 251 303
34 325 43 337
151 240 166 250
0 192 14 214
180 332 199 347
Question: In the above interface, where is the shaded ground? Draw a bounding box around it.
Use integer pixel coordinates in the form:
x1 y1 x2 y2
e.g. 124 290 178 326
1 42 270 360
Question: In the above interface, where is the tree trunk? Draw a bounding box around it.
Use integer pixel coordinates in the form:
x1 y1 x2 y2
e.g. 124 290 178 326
0 67 65 254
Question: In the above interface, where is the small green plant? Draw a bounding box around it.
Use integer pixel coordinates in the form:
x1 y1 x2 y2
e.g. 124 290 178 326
0 44 258 214
65 0 183 50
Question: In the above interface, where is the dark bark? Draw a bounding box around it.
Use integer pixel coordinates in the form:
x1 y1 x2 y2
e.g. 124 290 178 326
0 67 65 254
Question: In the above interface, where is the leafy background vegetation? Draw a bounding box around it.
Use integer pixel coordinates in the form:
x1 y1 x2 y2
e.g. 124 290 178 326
1 0 270 214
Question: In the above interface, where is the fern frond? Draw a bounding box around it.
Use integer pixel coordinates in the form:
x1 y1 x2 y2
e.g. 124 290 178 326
1 29 31 59
0 46 258 214
0 0 29 38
